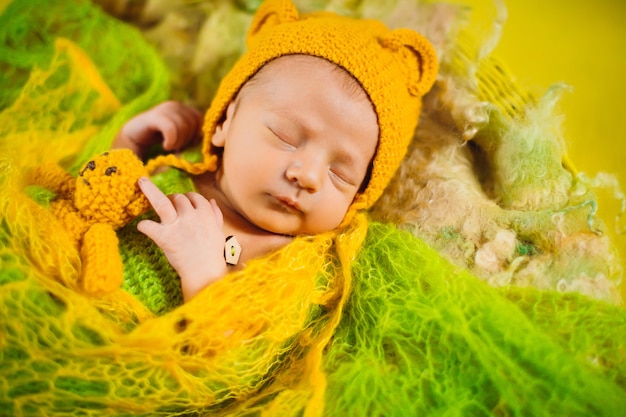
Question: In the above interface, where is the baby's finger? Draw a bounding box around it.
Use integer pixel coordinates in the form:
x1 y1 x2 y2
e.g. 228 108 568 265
209 199 224 226
169 193 195 215
157 117 181 152
138 177 177 223
136 218 162 241
185 192 211 210
180 106 204 146
111 134 145 157
166 108 201 150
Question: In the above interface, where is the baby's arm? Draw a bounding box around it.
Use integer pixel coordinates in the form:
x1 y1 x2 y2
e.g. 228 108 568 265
112 101 204 159
137 177 227 301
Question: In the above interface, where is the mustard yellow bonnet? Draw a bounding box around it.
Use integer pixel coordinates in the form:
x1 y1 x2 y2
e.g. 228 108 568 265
150 0 438 220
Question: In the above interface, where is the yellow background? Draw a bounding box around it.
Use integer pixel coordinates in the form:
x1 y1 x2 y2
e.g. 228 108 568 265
452 0 626 272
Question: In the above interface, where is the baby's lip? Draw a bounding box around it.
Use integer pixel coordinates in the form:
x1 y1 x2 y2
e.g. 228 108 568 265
273 195 303 213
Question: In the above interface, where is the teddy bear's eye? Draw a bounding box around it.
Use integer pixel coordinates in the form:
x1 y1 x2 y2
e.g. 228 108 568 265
79 160 96 176
105 166 117 176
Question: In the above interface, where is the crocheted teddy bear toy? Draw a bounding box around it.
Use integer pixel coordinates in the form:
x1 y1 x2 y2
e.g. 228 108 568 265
29 149 151 294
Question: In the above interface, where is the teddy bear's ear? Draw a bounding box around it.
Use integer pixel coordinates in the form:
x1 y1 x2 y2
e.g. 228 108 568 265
246 0 299 46
377 28 438 97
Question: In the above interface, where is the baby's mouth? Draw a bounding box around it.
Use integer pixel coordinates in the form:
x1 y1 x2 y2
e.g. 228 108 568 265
273 195 303 213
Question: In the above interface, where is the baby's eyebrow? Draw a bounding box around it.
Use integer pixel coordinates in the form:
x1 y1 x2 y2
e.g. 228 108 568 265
334 151 357 169
269 106 315 136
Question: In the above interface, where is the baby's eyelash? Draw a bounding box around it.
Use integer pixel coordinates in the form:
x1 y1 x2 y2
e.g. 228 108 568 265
330 169 355 187
269 127 297 147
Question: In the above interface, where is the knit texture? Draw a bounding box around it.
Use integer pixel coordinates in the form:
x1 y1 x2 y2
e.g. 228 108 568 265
27 149 150 295
146 0 439 221
1 0 625 416
87 0 623 302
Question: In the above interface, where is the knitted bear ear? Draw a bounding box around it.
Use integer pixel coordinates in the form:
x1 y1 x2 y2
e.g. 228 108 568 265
378 28 438 97
247 0 300 45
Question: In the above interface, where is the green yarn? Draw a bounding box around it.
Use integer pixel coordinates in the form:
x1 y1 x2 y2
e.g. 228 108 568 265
324 222 626 416
4 216 624 415
118 169 195 315
1 0 625 415
119 223 184 315
0 0 170 173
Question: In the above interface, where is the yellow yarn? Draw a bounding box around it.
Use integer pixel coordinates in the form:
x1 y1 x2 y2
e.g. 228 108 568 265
123 7 436 405
1 2 436 413
4 1 626 415
83 211 368 415
28 149 151 294
147 0 438 223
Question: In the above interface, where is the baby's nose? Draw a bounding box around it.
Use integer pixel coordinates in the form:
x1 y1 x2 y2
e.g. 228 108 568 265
286 156 324 192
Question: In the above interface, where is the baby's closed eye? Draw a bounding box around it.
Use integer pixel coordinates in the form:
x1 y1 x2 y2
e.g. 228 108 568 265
267 127 299 150
329 166 357 187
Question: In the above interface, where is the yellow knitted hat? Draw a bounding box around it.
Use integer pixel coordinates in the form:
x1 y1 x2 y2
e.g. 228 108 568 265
149 0 438 218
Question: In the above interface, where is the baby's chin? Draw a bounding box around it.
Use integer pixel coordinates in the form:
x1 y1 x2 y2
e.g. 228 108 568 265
252 218 331 237
244 206 345 236
256 222 303 237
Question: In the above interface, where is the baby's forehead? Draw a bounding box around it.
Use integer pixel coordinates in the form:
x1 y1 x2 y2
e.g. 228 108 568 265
243 55 370 102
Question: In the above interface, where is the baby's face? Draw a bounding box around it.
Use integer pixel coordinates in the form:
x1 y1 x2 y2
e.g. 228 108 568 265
212 55 378 235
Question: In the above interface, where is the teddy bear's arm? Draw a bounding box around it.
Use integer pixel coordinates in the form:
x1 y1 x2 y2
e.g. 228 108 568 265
28 163 76 198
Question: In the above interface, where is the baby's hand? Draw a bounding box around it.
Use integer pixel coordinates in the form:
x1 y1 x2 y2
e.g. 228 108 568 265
113 101 203 159
137 177 227 301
